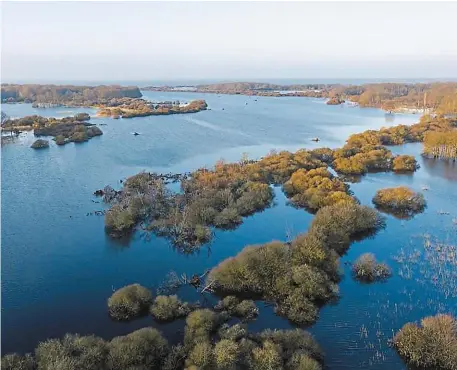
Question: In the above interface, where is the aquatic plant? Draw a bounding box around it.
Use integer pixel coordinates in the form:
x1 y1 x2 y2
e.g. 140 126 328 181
107 283 153 320
372 186 426 218
393 314 457 370
352 253 391 282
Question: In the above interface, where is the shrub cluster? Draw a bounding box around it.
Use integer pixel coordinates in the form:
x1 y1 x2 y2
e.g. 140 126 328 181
3 114 102 147
2 328 168 370
214 296 259 319
208 202 385 324
182 310 324 370
393 314 457 370
103 148 338 249
105 163 276 249
30 139 49 149
332 146 393 175
150 295 193 321
352 253 391 282
372 186 426 218
423 130 457 161
97 99 208 118
107 284 153 320
392 155 419 172
1 84 141 105
283 167 354 211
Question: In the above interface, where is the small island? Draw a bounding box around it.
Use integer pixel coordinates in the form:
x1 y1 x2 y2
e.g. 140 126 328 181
1 84 142 106
2 114 103 146
326 96 345 105
30 139 49 149
96 98 208 118
144 81 457 115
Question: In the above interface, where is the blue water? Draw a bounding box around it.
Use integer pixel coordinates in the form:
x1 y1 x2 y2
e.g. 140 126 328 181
2 91 456 369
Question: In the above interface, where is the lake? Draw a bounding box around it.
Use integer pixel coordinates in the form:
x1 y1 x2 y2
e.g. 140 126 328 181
2 91 456 369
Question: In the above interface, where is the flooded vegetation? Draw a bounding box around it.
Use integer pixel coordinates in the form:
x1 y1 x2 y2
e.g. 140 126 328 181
352 253 392 283
2 113 102 146
97 99 208 119
393 314 457 370
2 88 457 369
372 186 426 219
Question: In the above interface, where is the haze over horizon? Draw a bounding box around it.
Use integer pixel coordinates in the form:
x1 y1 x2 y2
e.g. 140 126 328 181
2 1 457 83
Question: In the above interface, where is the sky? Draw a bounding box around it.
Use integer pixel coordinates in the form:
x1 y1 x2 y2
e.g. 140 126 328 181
1 1 457 83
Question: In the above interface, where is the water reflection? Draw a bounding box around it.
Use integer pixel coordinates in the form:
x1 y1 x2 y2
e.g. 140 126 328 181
384 113 395 124
422 156 457 182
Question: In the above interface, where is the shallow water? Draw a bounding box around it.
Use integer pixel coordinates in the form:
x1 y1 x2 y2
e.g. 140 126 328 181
2 91 455 369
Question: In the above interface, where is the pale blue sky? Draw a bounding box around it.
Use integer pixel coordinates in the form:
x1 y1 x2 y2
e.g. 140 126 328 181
2 1 457 82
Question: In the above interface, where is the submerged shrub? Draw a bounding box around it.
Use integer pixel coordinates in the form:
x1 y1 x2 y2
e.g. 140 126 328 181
54 134 67 145
393 314 457 370
162 344 186 370
105 204 136 236
108 327 169 370
214 296 259 319
1 353 35 370
352 253 391 282
309 202 385 254
372 186 426 218
286 353 322 370
186 341 214 369
31 139 49 149
35 334 108 370
213 207 243 229
251 340 283 370
208 241 292 298
259 328 323 362
218 323 248 341
108 284 153 320
70 130 88 142
392 155 419 172
214 339 239 369
184 309 218 347
234 299 259 319
276 295 318 325
283 167 354 211
150 295 191 321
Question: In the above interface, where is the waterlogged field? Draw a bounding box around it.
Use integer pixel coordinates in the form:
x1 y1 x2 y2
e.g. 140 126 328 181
2 91 456 369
